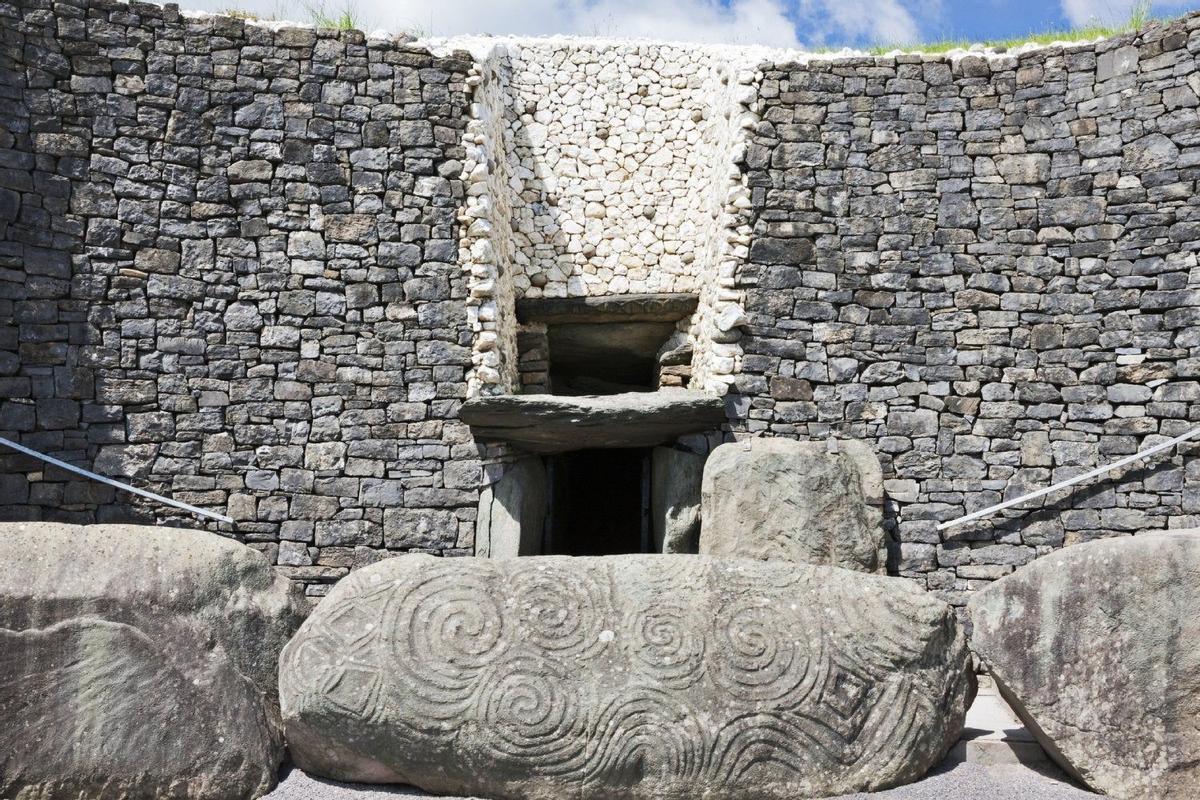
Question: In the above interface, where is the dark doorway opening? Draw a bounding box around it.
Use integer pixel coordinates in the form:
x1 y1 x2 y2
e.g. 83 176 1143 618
547 321 677 395
543 448 650 555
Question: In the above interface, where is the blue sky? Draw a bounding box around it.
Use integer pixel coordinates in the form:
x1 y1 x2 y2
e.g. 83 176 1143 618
189 0 1200 48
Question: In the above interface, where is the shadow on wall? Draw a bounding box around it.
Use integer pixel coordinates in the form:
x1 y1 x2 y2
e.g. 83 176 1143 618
0 7 150 525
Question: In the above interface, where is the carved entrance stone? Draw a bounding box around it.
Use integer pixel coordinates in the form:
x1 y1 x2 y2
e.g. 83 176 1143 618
280 553 974 799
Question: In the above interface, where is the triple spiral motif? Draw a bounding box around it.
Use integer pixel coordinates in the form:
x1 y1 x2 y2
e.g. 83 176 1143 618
285 554 962 796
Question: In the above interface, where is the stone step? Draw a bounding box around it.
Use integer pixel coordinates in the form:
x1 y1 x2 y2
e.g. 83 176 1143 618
952 674 1051 768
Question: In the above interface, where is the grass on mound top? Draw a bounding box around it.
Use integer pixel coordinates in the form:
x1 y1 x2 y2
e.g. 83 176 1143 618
827 0 1172 55
216 1 362 30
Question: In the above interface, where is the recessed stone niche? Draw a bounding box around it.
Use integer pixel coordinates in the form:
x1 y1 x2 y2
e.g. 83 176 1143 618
515 292 698 394
458 41 757 398
456 40 757 556
462 295 727 559
472 436 719 559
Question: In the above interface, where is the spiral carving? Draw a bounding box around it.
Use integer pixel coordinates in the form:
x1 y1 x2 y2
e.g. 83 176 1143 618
625 603 706 689
587 688 709 784
279 632 338 709
635 556 707 592
710 712 822 787
506 561 610 656
712 558 806 593
476 653 589 774
281 554 970 799
712 597 814 704
387 563 507 722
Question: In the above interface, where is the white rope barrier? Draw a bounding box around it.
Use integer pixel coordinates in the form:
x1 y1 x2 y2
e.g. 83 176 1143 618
0 435 233 524
938 425 1200 530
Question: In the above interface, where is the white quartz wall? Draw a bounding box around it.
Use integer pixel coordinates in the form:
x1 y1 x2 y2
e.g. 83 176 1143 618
460 49 521 396
457 38 762 396
500 43 734 299
686 64 758 394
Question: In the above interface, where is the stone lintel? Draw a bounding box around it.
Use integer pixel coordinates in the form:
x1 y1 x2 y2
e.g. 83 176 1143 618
515 293 699 325
460 390 727 454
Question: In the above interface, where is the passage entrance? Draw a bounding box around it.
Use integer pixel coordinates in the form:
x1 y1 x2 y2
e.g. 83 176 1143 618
543 448 650 556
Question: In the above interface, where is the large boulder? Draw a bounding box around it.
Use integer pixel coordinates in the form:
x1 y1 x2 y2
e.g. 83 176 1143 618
0 522 307 800
969 532 1200 799
281 554 973 800
699 437 887 572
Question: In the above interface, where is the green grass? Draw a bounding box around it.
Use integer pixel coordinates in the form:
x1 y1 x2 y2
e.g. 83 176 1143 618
816 0 1172 55
216 1 362 30
304 1 361 30
217 6 276 20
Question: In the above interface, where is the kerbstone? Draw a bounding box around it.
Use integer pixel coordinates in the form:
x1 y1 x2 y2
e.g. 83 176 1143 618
0 523 306 800
281 554 973 800
699 438 887 573
970 532 1200 799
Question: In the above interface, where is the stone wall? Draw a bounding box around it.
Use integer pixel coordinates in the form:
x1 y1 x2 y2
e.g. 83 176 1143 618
473 41 740 299
736 15 1200 604
3 0 1200 604
0 0 479 594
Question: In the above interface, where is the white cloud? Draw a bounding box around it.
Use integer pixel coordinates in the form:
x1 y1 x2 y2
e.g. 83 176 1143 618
186 0 934 49
798 0 921 45
1060 0 1191 26
573 0 804 46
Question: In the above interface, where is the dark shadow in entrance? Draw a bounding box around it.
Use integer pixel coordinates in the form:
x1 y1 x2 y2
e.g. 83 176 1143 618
543 448 650 556
547 321 676 395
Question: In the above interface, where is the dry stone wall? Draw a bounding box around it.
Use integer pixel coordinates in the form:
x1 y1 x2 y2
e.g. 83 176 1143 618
467 41 740 299
459 47 522 396
2 0 1200 605
736 15 1200 604
0 0 479 594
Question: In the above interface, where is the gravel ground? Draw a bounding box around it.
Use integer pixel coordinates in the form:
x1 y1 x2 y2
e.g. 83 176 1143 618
266 757 1099 800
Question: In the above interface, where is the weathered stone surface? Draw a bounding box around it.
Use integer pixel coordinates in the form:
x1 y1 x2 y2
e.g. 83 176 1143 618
969 532 1200 799
515 293 699 324
1123 133 1179 171
476 457 546 557
460 390 727 454
1097 45 1139 81
995 153 1051 184
699 438 887 572
281 554 973 799
0 522 307 800
652 445 704 553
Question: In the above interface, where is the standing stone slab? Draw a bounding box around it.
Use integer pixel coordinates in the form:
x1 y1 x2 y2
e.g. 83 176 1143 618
0 522 307 800
699 438 887 572
651 445 704 553
476 456 546 558
969 532 1200 800
281 554 973 800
